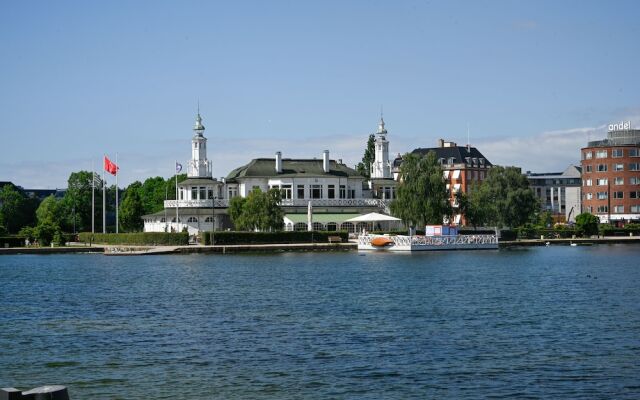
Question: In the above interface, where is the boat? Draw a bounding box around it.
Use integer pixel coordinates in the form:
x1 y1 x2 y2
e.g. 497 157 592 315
358 226 498 252
104 246 178 256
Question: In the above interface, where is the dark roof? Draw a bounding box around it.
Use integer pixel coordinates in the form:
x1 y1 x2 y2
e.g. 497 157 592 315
226 158 364 180
393 145 493 167
177 177 221 186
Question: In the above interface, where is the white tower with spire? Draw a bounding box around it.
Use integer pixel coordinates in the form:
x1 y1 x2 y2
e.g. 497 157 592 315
187 110 213 178
371 113 391 179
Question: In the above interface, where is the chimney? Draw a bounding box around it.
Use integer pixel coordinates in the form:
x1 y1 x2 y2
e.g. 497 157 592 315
437 138 445 148
323 150 330 173
275 151 282 173
338 158 343 165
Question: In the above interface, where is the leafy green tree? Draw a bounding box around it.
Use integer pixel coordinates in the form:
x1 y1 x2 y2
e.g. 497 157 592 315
390 151 452 228
228 196 247 227
356 134 376 178
139 176 169 214
575 212 599 237
0 184 36 233
473 166 539 228
36 195 65 226
456 183 487 228
119 182 145 232
63 170 97 232
166 174 187 201
229 188 283 231
34 220 58 246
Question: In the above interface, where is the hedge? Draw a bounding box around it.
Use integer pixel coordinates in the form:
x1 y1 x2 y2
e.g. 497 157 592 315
78 232 189 246
599 224 640 237
200 231 349 245
0 236 26 248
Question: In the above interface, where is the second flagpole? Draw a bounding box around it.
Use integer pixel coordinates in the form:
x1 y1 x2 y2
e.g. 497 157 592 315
116 153 119 234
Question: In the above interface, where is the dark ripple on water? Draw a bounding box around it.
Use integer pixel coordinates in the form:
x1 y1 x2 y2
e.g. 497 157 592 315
1 245 640 399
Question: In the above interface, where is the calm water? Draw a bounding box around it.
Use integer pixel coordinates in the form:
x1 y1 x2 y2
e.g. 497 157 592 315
1 245 640 399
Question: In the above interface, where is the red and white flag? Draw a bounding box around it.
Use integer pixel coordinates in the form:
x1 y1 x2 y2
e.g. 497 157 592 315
104 155 119 176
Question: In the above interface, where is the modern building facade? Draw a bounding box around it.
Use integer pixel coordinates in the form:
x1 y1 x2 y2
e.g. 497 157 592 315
581 125 640 223
393 139 493 225
526 165 582 222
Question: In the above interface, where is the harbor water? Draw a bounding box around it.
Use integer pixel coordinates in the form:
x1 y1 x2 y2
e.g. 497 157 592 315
1 245 639 399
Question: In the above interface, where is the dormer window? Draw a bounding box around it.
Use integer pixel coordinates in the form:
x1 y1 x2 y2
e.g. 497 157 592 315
448 157 455 165
438 158 445 165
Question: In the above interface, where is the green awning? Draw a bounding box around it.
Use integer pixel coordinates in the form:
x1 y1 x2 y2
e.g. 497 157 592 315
284 213 362 224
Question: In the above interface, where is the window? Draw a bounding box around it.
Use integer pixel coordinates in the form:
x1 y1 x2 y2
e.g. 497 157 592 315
630 148 640 157
597 205 608 213
585 179 592 186
297 185 305 199
615 164 624 171
596 150 607 158
630 191 639 199
586 193 593 200
208 189 214 199
631 205 640 213
383 187 392 199
187 217 198 223
227 187 238 199
596 178 608 186
584 151 592 160
614 205 624 213
191 187 198 199
630 177 640 185
349 188 356 198
614 177 624 185
281 184 292 199
311 185 322 199
328 185 335 199
597 164 608 172
612 149 623 158
339 185 346 199
613 191 624 199
171 217 180 222
179 190 184 200
205 217 213 222
199 187 206 200
585 165 592 172
629 163 640 171
597 192 608 200
160 218 166 223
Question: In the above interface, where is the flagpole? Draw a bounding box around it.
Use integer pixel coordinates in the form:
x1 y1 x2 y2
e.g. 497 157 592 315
102 155 106 234
115 153 119 234
91 160 95 234
175 160 179 232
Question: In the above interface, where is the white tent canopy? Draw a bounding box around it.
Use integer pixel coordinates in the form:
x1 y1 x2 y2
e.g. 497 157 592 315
345 212 401 223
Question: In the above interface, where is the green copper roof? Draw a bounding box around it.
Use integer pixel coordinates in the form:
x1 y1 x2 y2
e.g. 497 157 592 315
226 158 364 180
284 213 362 224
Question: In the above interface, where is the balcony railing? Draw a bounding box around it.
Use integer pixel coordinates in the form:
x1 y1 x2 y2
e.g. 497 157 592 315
164 198 391 209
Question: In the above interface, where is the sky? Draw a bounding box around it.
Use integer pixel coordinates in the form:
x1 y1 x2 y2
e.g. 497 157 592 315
1 0 639 188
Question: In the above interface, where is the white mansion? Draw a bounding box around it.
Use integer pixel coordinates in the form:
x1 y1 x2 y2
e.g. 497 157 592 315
142 112 396 235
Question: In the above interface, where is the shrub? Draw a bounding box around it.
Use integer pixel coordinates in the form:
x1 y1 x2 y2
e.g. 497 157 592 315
200 231 349 245
78 232 189 246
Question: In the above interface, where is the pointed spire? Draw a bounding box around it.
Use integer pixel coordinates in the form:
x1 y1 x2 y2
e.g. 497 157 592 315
193 103 205 134
377 105 387 134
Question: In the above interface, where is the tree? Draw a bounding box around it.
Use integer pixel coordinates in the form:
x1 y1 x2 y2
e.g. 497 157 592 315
64 171 100 231
0 184 36 233
139 176 169 214
356 134 376 178
228 188 284 231
575 212 599 237
390 151 452 228
456 183 487 228
119 182 145 232
471 166 539 228
36 195 65 226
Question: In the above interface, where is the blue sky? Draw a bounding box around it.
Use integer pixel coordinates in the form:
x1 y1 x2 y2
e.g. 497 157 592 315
1 0 639 188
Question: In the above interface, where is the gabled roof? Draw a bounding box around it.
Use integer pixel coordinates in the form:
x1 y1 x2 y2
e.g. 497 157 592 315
177 177 221 186
226 158 364 180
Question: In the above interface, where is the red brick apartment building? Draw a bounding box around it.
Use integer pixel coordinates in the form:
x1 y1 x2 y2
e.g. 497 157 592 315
581 125 640 224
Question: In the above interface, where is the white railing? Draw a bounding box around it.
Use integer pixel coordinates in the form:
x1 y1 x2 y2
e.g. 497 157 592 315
165 198 391 209
359 234 498 247
164 199 229 208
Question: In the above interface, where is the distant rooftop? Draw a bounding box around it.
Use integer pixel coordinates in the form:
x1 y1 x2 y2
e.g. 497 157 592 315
587 129 640 147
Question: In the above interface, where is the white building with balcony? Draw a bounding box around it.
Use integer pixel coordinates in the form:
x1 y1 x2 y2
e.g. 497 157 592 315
142 113 391 235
